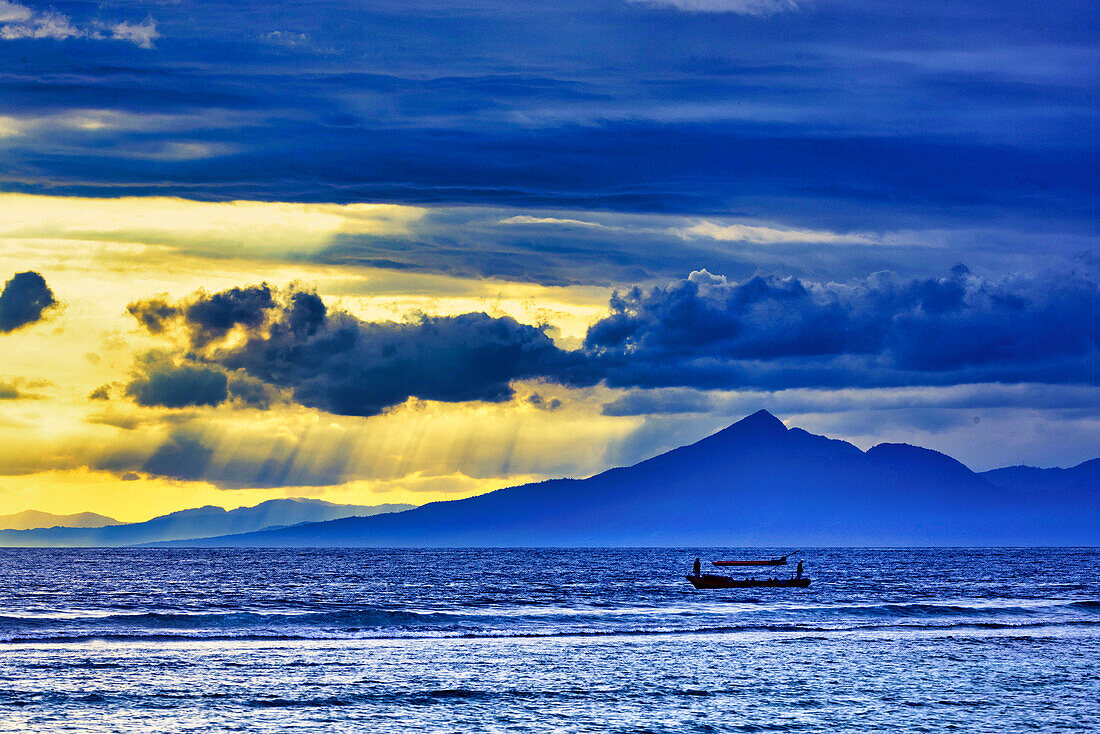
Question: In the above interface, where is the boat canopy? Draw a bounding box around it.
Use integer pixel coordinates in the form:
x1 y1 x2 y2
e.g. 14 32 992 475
712 551 798 567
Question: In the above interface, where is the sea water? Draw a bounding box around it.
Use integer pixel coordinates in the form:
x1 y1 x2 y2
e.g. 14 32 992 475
0 548 1097 732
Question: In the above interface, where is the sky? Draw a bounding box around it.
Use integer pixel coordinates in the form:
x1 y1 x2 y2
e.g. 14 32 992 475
0 0 1096 521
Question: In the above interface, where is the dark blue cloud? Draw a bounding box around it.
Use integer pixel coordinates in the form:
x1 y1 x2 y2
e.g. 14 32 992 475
128 268 1100 416
126 363 229 408
129 286 589 416
586 267 1100 389
0 271 57 333
0 0 1095 243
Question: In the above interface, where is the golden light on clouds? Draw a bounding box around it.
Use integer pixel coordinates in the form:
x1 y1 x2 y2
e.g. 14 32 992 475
0 192 629 519
0 193 428 254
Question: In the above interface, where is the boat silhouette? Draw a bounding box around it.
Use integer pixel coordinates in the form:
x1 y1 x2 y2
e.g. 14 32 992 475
687 551 810 589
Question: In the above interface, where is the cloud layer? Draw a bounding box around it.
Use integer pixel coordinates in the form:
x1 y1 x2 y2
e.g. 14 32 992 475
124 266 1100 419
128 286 588 416
629 0 799 16
586 267 1100 389
0 0 1094 246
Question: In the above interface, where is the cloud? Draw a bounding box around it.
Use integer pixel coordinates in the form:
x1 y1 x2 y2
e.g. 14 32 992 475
0 0 1094 255
497 215 608 229
0 3 156 47
106 18 159 50
125 267 1100 419
183 284 276 346
129 286 590 417
0 377 45 400
139 431 214 482
628 0 799 15
0 3 78 41
126 362 229 409
585 266 1100 389
600 383 1100 418
676 221 877 245
260 30 309 47
0 1 31 23
126 297 177 335
0 271 57 333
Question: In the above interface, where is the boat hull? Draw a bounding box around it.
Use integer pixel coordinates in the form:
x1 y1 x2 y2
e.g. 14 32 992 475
687 574 811 589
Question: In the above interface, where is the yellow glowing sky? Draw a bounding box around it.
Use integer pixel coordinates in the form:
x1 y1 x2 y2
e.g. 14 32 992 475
6 192 1085 523
0 193 655 521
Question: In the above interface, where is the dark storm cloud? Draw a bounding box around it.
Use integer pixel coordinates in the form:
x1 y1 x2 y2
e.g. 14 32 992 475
585 267 1100 389
125 363 229 408
0 0 1095 246
128 285 276 344
0 271 56 333
129 286 589 417
182 285 276 346
128 269 1100 418
126 298 178 334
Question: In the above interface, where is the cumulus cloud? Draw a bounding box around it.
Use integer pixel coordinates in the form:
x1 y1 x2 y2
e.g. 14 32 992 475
0 2 77 40
125 267 1100 418
128 286 589 417
126 362 229 409
0 2 158 47
628 0 800 16
0 271 57 333
106 18 158 50
585 266 1100 389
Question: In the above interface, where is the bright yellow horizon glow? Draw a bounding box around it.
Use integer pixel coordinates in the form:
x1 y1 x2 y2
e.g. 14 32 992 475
0 192 634 520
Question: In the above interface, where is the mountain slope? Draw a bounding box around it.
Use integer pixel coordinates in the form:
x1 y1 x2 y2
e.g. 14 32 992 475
156 411 1099 547
982 459 1100 496
0 510 120 531
0 499 414 547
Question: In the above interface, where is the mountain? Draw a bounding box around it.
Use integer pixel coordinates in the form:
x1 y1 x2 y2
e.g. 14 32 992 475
0 510 120 531
981 459 1100 497
0 499 414 547
154 411 1099 547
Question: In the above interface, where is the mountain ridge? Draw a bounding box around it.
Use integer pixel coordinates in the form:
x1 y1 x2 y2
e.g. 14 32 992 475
0 509 120 531
151 411 1099 547
0 499 415 547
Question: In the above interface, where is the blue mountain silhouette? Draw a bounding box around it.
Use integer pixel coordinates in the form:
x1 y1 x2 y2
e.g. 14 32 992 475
154 411 1098 546
0 499 413 547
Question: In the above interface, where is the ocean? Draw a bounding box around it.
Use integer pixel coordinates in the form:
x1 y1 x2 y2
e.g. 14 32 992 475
0 548 1097 732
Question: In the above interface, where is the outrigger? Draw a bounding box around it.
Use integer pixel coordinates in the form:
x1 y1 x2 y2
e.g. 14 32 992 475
687 551 810 589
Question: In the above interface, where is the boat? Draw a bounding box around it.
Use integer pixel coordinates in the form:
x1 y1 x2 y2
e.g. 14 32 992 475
687 551 810 589
686 574 810 589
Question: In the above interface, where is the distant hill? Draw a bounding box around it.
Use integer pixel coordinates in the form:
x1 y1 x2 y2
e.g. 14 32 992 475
153 411 1099 547
0 509 120 531
981 459 1100 497
0 499 414 547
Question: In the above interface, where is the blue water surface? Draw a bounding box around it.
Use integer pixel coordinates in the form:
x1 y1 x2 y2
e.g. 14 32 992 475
0 548 1096 732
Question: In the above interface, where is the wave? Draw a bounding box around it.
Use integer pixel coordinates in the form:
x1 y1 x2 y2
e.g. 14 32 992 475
1 598 1095 629
4 618 1099 645
0 608 470 631
805 599 1100 618
1 598 1096 644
